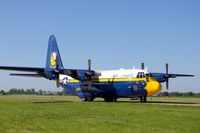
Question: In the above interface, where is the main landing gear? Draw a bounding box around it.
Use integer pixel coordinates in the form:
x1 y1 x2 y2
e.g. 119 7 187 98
81 97 95 102
104 98 117 102
140 96 147 103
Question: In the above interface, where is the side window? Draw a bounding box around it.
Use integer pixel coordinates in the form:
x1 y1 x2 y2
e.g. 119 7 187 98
136 73 139 78
137 72 145 78
137 72 140 78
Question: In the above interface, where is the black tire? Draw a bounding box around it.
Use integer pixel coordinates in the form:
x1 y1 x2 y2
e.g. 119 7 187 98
88 97 95 102
81 97 95 102
81 98 87 102
139 96 147 103
140 96 143 103
113 98 117 102
143 96 147 103
104 98 117 102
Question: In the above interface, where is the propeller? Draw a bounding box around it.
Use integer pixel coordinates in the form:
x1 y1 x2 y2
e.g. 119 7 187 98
165 63 169 90
87 59 92 89
149 63 193 90
56 74 60 88
141 62 145 70
55 56 60 88
88 59 91 71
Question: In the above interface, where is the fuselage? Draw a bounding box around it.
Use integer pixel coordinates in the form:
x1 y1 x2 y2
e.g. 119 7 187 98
59 68 162 100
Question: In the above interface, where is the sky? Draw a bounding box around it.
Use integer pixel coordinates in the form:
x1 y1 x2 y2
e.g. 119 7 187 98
0 0 199 92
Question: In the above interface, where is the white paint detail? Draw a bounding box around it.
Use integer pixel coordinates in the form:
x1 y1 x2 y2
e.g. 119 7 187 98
98 69 149 79
59 68 149 82
59 75 73 84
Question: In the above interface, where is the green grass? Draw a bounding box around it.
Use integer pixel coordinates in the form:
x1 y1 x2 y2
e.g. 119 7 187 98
0 95 200 133
148 96 200 103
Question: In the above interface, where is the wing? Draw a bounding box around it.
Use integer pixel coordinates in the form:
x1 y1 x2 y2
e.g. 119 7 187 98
151 73 194 83
0 66 98 81
167 74 194 78
62 69 99 81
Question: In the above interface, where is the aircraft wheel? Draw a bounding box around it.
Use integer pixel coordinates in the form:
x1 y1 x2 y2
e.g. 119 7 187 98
104 98 117 102
88 97 95 102
143 96 147 103
140 96 143 103
113 98 117 102
139 96 147 103
81 97 95 102
81 98 87 102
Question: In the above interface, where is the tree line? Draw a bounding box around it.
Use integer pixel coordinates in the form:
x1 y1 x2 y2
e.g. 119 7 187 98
0 88 68 95
0 88 200 97
157 91 200 97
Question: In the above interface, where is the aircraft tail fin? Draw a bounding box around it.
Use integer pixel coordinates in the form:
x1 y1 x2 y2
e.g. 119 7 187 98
46 35 64 70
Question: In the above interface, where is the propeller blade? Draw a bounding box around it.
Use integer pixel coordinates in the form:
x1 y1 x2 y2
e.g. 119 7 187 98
56 79 60 88
166 63 168 74
165 63 169 90
88 59 91 71
55 73 60 88
141 62 144 70
87 59 93 89
88 81 92 90
166 78 169 90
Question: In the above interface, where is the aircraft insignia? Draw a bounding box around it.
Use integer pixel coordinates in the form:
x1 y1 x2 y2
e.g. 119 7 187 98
133 85 138 91
50 52 57 68
62 77 69 85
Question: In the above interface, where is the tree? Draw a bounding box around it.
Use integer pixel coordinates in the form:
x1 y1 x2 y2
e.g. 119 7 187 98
0 90 5 95
26 89 31 94
170 92 179 97
38 90 43 95
163 91 169 96
31 88 35 94
188 91 193 97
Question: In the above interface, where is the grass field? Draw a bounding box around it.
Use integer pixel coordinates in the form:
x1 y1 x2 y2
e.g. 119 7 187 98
0 95 200 133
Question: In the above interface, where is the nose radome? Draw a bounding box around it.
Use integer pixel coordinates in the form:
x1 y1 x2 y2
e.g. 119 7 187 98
145 81 162 97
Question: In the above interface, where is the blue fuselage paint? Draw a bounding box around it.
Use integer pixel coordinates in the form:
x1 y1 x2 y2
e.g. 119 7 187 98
60 81 147 99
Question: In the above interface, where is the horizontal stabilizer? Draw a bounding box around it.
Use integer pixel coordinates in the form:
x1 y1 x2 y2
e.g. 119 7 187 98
10 73 44 78
0 66 44 73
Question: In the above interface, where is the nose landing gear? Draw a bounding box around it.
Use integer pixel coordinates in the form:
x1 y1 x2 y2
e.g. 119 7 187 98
140 96 147 103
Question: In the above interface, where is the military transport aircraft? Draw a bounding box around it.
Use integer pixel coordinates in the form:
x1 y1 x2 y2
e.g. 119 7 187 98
0 35 194 102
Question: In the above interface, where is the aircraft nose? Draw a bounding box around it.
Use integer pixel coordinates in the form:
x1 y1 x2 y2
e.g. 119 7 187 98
145 81 162 96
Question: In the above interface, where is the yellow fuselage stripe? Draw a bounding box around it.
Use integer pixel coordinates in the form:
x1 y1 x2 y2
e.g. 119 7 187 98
68 77 155 83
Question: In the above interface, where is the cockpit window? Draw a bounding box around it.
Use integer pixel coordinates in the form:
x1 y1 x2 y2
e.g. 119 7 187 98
137 72 145 78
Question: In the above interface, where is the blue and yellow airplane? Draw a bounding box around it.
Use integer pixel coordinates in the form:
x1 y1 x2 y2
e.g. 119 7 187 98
0 35 194 102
